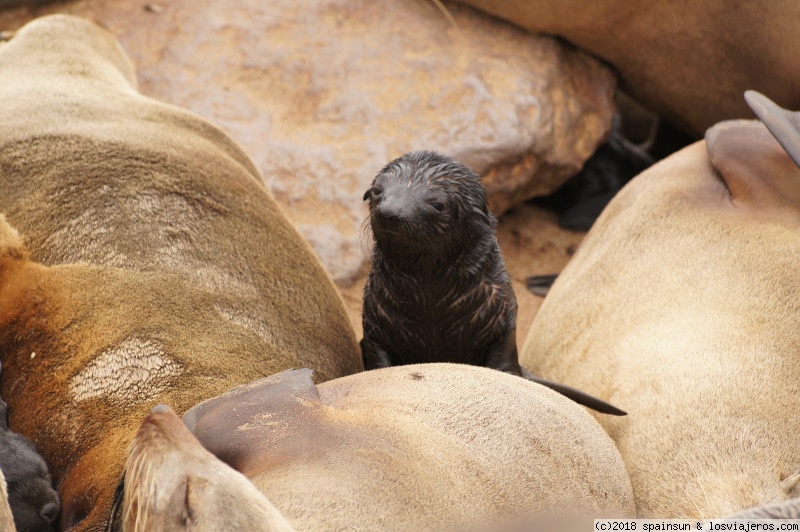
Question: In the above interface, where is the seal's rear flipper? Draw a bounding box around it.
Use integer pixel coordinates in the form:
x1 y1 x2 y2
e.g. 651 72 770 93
521 368 627 416
745 90 800 169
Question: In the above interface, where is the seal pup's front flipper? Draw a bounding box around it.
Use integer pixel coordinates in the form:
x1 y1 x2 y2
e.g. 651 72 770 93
520 367 627 416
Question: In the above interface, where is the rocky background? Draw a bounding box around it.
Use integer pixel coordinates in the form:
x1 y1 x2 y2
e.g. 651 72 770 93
0 0 615 342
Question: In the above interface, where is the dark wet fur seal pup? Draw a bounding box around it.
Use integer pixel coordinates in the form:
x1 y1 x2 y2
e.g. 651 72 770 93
361 151 625 415
0 363 60 532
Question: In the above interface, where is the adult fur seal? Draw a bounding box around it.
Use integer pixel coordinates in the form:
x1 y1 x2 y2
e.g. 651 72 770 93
119 365 634 530
0 14 361 531
522 92 800 517
455 0 800 137
361 151 625 415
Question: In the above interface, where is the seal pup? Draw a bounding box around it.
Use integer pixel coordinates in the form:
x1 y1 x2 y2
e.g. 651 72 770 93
0 362 60 532
361 150 625 415
119 364 634 530
521 92 800 517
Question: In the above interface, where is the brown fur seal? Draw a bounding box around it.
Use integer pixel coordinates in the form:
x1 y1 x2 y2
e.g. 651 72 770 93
0 362 59 532
361 150 625 415
521 92 800 517
0 14 361 531
119 364 635 529
455 0 800 137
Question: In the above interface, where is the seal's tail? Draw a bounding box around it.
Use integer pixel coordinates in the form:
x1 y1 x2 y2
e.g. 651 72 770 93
520 367 627 416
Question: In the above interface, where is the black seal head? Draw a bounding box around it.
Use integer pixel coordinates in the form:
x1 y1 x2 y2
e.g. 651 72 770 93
0 430 60 532
363 151 494 261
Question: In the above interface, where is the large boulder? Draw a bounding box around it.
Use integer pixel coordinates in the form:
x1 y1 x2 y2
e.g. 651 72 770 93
0 0 616 283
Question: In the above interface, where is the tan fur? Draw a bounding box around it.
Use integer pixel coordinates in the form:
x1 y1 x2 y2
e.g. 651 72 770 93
0 468 15 532
454 0 800 136
0 14 361 530
172 364 635 530
123 405 293 532
521 121 800 517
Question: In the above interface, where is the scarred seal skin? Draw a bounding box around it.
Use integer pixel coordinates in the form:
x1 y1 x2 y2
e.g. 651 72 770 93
0 14 361 531
361 150 625 415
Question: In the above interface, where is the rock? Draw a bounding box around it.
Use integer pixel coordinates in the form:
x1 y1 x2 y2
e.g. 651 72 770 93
0 0 615 284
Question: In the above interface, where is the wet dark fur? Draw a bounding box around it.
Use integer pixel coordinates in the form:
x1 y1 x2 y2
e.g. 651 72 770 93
361 151 625 415
362 151 518 371
0 362 60 532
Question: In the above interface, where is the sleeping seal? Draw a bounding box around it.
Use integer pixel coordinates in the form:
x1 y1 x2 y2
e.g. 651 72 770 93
117 364 635 530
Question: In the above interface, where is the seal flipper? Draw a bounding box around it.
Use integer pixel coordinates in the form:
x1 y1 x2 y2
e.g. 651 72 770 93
360 338 393 370
745 90 800 168
520 367 627 416
183 368 322 473
706 92 800 212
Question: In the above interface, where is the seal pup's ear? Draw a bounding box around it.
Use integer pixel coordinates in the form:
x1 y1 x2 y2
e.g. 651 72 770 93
745 90 800 169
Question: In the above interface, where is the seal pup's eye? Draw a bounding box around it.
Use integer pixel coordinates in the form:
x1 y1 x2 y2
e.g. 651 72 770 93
430 202 445 212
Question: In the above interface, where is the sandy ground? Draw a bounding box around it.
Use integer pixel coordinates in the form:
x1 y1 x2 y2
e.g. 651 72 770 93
335 203 586 349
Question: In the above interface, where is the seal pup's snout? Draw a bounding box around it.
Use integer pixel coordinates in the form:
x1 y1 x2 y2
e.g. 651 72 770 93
40 500 59 526
374 184 416 222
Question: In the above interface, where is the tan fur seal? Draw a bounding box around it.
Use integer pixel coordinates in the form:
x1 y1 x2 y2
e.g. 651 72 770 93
454 0 800 137
120 404 293 532
0 14 361 531
118 364 634 530
521 92 800 517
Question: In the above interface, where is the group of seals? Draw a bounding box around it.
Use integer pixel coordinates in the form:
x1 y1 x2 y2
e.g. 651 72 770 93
0 14 360 530
119 364 635 530
522 91 800 517
361 150 625 415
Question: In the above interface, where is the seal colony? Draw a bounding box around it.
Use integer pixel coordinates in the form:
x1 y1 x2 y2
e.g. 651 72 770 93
119 365 635 530
0 14 361 530
361 151 625 415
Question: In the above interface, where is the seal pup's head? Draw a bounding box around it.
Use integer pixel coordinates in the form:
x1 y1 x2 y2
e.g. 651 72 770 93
122 404 293 532
0 359 59 532
0 428 60 532
363 151 495 261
